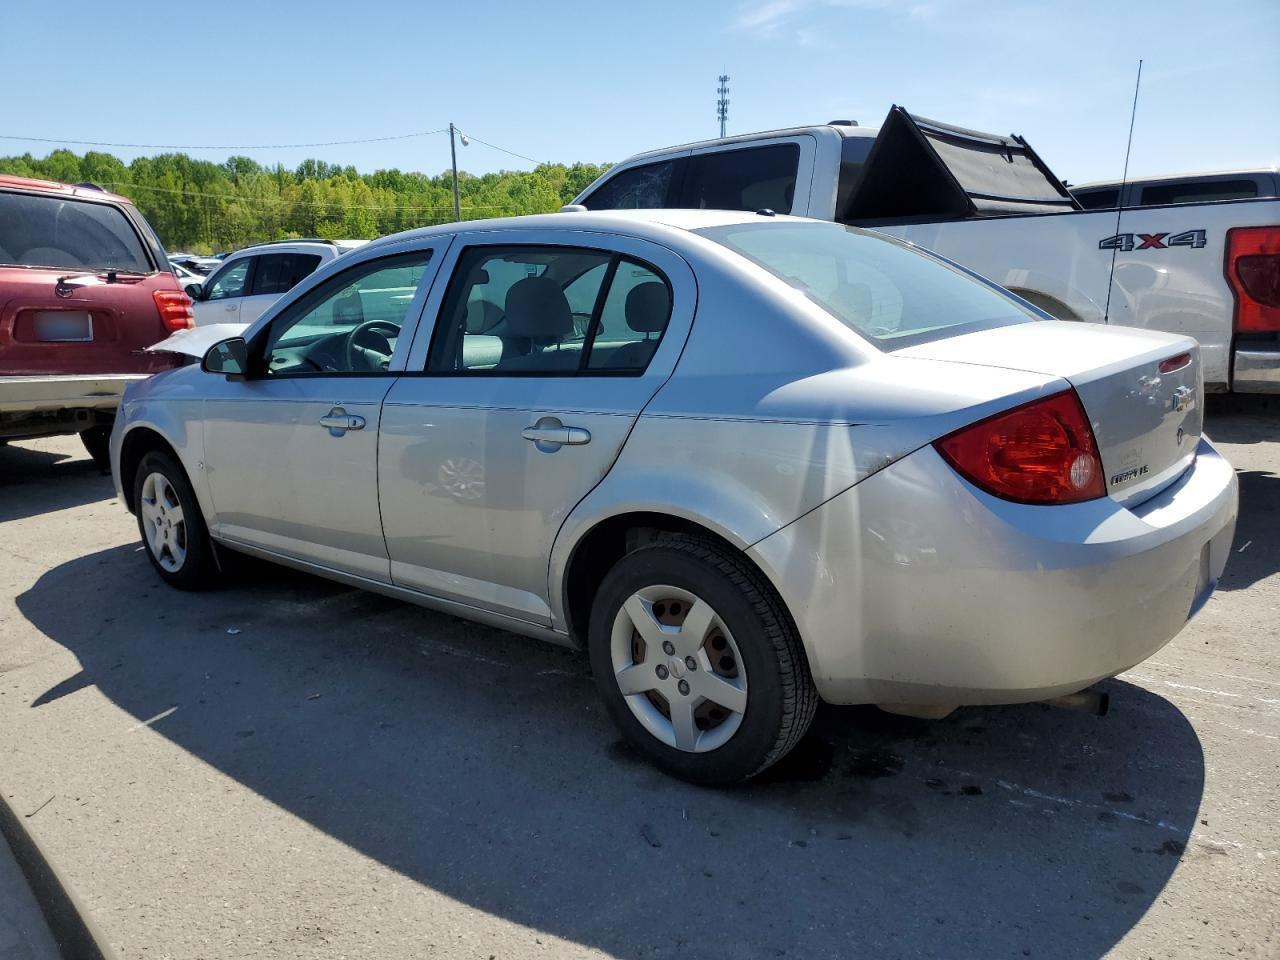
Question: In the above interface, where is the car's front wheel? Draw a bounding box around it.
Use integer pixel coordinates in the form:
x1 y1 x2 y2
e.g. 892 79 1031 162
588 535 817 784
133 451 220 589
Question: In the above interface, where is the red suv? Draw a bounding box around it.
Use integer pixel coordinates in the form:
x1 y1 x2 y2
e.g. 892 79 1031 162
0 176 192 466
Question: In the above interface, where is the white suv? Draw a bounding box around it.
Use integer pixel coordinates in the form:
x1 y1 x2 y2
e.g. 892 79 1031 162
189 238 367 327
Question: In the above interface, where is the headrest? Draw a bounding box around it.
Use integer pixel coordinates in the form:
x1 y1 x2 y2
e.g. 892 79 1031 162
333 289 363 326
624 282 670 333
504 276 571 339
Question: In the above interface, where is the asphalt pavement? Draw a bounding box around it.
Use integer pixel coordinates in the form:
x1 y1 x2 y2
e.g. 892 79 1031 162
0 398 1276 959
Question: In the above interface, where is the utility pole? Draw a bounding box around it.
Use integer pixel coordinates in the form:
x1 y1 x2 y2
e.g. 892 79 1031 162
717 74 730 138
449 122 461 222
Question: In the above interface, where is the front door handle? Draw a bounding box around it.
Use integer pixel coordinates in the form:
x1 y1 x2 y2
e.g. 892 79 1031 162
521 416 591 451
319 406 366 435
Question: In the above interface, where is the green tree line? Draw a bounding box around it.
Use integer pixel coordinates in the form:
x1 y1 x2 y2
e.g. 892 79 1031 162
0 149 610 254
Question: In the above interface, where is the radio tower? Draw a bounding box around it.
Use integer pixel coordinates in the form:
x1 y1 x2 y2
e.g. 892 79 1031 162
717 74 730 138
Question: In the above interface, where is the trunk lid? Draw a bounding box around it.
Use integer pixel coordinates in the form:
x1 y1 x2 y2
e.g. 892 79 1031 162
0 266 180 376
897 321 1202 506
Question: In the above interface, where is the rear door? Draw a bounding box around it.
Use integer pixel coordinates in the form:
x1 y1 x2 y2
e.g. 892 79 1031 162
238 251 323 326
379 229 695 626
0 188 174 375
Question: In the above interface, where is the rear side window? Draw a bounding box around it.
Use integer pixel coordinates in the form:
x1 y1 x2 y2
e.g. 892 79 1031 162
582 160 677 210
0 191 151 272
427 246 671 375
685 144 801 213
835 137 875 218
1074 188 1119 209
252 252 322 295
1140 179 1258 206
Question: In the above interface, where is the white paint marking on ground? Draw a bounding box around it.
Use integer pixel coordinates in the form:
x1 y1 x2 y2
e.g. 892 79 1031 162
126 705 178 732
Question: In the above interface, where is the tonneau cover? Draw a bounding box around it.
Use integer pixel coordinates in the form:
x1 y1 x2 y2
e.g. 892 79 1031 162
844 106 1080 222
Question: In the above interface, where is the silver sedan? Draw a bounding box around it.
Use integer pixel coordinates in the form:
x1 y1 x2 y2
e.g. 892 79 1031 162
111 210 1238 783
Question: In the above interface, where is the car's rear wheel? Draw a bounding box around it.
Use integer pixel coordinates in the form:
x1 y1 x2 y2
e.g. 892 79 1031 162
133 451 220 589
588 535 817 784
79 425 112 471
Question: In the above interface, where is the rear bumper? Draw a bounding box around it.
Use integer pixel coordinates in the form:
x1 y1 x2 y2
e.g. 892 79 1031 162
749 437 1238 706
0 374 149 415
1232 346 1280 394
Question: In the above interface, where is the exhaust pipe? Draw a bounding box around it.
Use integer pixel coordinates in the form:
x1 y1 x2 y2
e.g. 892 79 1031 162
1042 689 1110 716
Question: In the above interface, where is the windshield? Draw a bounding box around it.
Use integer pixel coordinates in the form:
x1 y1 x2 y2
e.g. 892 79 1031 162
697 221 1038 347
0 191 152 273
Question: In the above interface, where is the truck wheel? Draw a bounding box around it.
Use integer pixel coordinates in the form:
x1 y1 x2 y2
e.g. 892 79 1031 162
80 426 112 472
133 451 220 589
588 535 817 784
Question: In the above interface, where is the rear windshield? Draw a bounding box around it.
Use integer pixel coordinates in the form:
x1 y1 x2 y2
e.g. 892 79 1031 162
0 191 152 273
697 221 1037 347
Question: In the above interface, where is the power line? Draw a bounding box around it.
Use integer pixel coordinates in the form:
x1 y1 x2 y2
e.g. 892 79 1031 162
0 130 450 150
455 130 547 166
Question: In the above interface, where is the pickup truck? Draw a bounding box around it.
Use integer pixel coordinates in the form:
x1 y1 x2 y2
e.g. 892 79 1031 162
0 176 192 465
572 108 1280 393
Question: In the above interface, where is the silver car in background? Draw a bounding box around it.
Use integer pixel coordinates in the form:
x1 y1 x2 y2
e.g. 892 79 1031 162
110 210 1238 783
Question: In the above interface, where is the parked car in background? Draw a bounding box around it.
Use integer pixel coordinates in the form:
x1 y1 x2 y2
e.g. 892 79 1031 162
171 260 204 294
169 253 221 276
189 238 367 327
111 210 1236 783
0 175 192 466
572 109 1280 393
1071 168 1280 209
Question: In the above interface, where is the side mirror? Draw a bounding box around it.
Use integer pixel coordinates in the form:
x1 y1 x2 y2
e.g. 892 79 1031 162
202 337 248 381
184 283 204 300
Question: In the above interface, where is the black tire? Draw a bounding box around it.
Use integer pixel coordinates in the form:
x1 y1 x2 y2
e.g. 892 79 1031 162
80 425 112 471
132 450 221 589
588 535 817 785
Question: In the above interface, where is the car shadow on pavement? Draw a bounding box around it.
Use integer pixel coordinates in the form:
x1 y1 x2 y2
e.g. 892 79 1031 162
0 441 112 523
17 545 1206 960
1217 469 1280 592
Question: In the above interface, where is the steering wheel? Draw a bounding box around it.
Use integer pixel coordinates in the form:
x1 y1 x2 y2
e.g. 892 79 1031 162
344 319 399 371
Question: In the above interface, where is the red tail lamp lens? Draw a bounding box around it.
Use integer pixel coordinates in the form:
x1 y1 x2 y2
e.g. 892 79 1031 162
1225 226 1280 332
153 289 194 331
935 390 1106 505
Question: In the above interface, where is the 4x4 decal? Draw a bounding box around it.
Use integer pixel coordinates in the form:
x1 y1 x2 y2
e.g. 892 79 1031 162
1099 229 1207 252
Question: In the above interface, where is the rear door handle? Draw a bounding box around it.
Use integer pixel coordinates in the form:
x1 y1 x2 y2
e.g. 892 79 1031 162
319 406 365 435
521 416 591 451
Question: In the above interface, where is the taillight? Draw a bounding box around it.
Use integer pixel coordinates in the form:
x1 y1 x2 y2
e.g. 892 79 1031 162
153 289 194 331
935 390 1106 505
1225 226 1280 332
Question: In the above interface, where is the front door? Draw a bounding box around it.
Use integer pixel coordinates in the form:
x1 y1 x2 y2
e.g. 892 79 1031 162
193 255 251 326
202 245 443 580
379 231 694 625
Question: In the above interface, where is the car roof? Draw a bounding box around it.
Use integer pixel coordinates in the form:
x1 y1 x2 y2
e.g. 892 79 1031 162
0 175 133 204
361 208 826 253
613 123 879 166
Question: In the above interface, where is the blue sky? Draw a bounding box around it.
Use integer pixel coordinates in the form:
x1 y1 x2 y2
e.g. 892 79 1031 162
3 0 1276 184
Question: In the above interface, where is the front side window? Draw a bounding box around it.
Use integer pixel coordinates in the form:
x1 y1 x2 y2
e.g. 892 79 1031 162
427 246 671 375
582 160 676 210
0 192 151 272
685 144 801 213
699 221 1036 348
204 258 251 301
252 252 322 295
263 251 432 375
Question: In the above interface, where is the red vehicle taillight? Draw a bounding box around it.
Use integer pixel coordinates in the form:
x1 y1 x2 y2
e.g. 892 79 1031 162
934 390 1106 505
1225 226 1280 332
153 289 194 331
